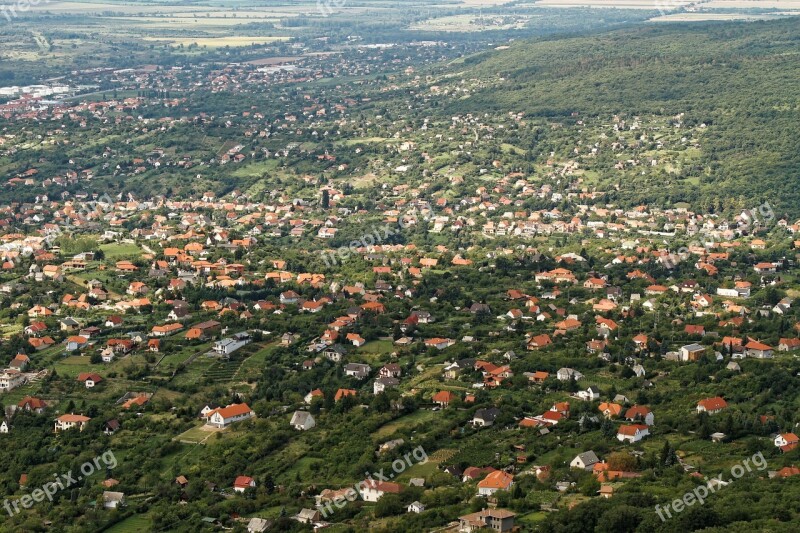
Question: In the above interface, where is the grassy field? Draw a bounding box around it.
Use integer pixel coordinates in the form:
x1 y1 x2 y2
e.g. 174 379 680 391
100 242 142 259
174 423 219 444
104 514 152 533
372 410 439 440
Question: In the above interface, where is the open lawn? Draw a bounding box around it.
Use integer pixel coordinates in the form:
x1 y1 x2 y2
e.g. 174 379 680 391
373 410 439 440
174 423 219 444
104 514 152 533
100 242 142 259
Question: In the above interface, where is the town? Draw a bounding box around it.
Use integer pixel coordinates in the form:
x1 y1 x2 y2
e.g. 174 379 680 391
0 4 800 533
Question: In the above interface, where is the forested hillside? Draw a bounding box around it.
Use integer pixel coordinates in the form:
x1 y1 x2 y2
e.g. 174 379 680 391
448 19 800 214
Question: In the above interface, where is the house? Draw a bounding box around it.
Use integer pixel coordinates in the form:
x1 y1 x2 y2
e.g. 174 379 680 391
294 508 320 524
59 317 80 332
374 376 399 394
753 262 776 273
624 405 655 426
247 518 270 533
280 333 299 346
526 334 552 350
407 501 425 514
346 333 366 347
0 370 25 391
774 433 799 453
77 373 103 388
726 361 741 372
103 420 121 435
323 344 347 362
557 368 583 381
206 403 255 428
598 402 623 419
344 363 371 379
151 323 184 337
9 354 29 371
477 470 514 496
458 509 516 533
432 390 456 407
570 451 600 470
379 363 402 378
778 338 800 352
443 358 476 379
290 411 315 431
551 401 570 417
279 290 301 304
233 476 256 493
102 491 125 509
100 347 115 363
334 388 357 401
527 371 550 383
617 424 650 443
680 343 706 362
685 325 705 336
745 340 773 359
473 407 500 427
18 396 47 413
425 337 455 350
25 321 47 337
54 414 90 432
578 386 601 401
213 333 251 356
697 396 728 414
305 389 324 404
65 335 89 352
359 479 402 502
599 485 614 499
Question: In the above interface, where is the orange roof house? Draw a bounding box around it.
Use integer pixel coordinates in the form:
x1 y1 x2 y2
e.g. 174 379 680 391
598 402 623 418
477 471 514 495
432 390 456 407
334 389 357 401
697 397 728 414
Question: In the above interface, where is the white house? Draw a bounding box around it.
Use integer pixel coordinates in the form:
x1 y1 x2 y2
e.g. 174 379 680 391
213 332 251 356
0 421 9 434
577 386 601 401
373 376 399 394
557 368 583 382
745 340 773 359
617 424 650 443
206 403 254 428
0 370 26 392
234 476 256 493
54 414 91 432
624 406 655 426
359 479 402 502
290 411 316 431
570 451 600 470
100 347 115 363
774 433 799 452
407 501 425 514
344 363 371 379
